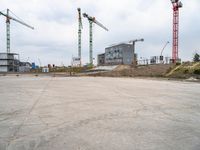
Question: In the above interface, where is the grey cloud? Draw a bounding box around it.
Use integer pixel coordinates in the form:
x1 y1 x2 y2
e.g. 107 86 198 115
0 0 199 65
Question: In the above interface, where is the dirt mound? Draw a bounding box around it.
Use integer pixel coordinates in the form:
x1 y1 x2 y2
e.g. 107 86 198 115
114 65 132 71
92 64 173 77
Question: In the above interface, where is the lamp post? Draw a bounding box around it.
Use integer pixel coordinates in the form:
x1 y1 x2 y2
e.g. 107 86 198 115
160 41 170 63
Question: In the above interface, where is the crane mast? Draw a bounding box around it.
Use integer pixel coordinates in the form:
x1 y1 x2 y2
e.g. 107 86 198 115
129 39 144 65
6 9 11 53
0 9 34 53
89 19 93 66
83 13 108 66
77 8 82 66
170 0 183 63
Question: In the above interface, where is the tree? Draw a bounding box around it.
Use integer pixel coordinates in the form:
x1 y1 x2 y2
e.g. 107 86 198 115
193 53 200 62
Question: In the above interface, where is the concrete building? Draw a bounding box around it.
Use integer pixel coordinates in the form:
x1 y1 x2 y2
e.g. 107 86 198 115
97 53 105 66
42 67 49 73
71 57 81 67
0 53 19 72
97 43 136 66
19 62 32 72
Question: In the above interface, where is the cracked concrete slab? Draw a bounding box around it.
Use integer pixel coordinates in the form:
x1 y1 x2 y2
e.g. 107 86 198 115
0 76 200 150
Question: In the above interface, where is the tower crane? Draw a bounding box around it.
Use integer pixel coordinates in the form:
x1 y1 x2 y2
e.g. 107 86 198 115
77 8 83 66
0 9 34 53
170 0 183 63
83 13 108 66
129 39 144 55
129 39 144 65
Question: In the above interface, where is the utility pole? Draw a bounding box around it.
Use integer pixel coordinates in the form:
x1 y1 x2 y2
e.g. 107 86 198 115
170 0 183 63
83 13 108 66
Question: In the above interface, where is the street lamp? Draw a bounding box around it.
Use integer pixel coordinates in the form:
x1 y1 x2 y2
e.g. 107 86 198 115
161 41 170 56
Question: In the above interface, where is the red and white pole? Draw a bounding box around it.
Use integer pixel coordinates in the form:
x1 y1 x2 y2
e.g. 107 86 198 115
171 0 183 63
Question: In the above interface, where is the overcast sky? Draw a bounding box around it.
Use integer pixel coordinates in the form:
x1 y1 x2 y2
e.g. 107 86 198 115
0 0 199 66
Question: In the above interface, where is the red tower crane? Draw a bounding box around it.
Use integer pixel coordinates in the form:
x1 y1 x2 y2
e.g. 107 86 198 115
170 0 183 63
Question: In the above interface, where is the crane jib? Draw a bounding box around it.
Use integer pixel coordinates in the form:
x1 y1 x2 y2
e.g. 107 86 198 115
0 9 34 54
0 11 34 30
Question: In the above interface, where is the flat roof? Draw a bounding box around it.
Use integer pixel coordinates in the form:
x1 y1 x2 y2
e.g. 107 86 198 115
106 43 132 49
98 53 105 56
0 53 19 55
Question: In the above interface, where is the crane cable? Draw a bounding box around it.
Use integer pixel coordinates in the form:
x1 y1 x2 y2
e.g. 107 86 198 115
9 10 27 23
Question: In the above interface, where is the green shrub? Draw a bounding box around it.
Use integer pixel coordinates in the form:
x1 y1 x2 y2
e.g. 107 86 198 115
193 53 200 62
176 62 181 66
194 69 200 75
183 69 189 74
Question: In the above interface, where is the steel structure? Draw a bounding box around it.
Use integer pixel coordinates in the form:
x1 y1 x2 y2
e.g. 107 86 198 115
77 8 83 66
129 39 144 65
129 39 144 54
83 13 108 66
170 0 183 63
0 9 34 53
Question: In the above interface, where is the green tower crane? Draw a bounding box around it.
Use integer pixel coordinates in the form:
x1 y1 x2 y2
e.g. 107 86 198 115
83 13 108 66
77 8 83 66
0 9 34 53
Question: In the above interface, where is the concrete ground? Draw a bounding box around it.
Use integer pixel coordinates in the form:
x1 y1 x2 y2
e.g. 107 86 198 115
0 76 200 150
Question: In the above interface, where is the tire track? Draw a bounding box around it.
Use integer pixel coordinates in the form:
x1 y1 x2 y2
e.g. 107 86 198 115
6 109 142 146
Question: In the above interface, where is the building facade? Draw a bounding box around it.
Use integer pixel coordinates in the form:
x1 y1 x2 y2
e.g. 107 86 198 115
19 62 32 72
71 57 81 67
97 43 135 66
0 53 19 72
97 53 105 66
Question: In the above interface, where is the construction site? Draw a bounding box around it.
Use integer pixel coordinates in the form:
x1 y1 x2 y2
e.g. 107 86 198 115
0 0 200 150
0 1 199 79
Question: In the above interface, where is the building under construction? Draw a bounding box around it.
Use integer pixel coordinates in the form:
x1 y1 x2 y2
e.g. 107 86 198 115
0 9 34 73
0 53 19 72
98 43 136 66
